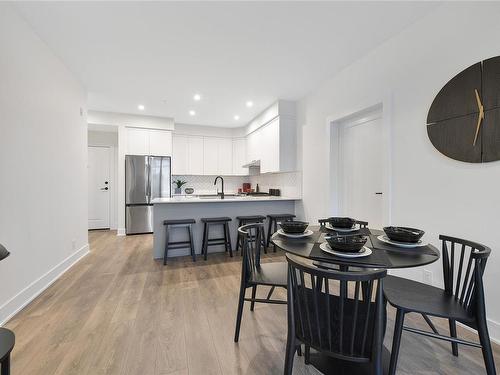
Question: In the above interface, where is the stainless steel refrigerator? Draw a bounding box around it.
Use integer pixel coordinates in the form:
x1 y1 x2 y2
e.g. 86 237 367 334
125 155 171 234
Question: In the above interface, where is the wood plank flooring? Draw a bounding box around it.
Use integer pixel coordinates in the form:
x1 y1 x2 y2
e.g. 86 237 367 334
5 230 499 374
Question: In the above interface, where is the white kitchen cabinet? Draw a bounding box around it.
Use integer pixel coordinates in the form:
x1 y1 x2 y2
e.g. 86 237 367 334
126 127 150 155
232 138 247 175
244 115 295 173
172 135 189 174
218 138 233 175
188 136 204 175
203 138 219 175
126 127 172 156
149 129 172 156
260 118 280 173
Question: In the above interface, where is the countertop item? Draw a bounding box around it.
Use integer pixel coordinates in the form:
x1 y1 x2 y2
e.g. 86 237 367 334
152 196 301 204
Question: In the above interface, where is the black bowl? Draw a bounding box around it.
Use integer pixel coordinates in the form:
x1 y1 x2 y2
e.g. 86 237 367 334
328 217 356 229
325 235 367 253
280 221 309 234
383 226 424 243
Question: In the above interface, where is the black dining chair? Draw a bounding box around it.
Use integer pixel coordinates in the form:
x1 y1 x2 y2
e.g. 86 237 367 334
284 253 387 375
234 223 288 343
384 235 496 375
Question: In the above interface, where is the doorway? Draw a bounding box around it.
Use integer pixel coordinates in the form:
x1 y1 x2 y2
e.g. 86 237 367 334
88 146 111 229
328 105 390 229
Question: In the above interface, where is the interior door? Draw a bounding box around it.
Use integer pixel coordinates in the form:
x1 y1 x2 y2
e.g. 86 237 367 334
88 146 110 229
339 112 384 229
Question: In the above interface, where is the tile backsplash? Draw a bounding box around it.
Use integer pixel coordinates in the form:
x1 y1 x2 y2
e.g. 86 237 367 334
172 171 301 197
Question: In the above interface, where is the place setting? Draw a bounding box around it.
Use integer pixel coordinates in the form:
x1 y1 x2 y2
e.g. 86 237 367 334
320 216 371 236
276 220 315 238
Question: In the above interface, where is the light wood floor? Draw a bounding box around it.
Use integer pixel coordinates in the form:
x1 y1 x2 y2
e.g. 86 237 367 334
5 231 499 374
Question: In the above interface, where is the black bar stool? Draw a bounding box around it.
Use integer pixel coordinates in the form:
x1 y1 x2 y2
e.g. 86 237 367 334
0 328 14 375
200 217 233 260
163 219 196 265
235 215 266 254
266 214 296 252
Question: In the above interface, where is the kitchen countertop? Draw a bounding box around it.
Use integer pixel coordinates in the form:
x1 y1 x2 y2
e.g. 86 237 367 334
152 195 301 204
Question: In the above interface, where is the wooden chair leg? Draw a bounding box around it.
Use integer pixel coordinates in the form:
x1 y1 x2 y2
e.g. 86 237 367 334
225 223 233 257
1 354 10 375
304 345 310 364
273 220 278 252
250 285 257 311
234 285 246 342
477 316 497 375
203 223 209 261
266 218 273 247
389 309 405 375
188 225 196 262
449 319 458 356
163 226 170 265
283 333 296 375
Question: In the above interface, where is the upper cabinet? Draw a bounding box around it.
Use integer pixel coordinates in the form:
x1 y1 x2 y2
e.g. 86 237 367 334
126 127 150 155
172 135 189 174
203 137 233 175
188 136 204 175
126 127 172 156
245 113 296 173
232 138 247 175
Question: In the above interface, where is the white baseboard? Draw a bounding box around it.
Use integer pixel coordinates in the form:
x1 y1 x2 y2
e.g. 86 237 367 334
117 228 126 236
0 244 90 325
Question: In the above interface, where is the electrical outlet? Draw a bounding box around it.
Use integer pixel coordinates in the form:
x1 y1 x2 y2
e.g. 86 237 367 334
423 270 433 285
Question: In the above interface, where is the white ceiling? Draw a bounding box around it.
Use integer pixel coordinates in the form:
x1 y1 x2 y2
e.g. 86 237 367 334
13 2 438 127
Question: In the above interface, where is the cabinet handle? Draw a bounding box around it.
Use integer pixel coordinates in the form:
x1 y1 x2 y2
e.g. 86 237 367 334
473 89 484 146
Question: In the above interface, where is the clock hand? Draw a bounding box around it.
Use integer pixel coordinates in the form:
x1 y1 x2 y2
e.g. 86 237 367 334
473 88 484 146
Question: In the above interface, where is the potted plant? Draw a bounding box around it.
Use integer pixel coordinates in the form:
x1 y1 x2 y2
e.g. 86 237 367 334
172 179 187 194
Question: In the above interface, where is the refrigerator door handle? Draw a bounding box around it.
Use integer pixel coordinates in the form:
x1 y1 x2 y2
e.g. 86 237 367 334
146 157 152 203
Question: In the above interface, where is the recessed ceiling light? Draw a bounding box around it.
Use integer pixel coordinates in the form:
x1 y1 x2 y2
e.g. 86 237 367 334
234 115 240 120
138 104 145 110
193 94 201 101
189 110 196 116
246 101 253 108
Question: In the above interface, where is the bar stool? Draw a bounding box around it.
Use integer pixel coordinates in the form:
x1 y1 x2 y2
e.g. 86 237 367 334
235 215 266 254
163 219 196 265
266 214 296 252
0 328 14 375
200 217 233 260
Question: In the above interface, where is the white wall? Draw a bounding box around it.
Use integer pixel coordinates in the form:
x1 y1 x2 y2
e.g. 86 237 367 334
88 130 119 229
296 2 500 340
0 4 88 323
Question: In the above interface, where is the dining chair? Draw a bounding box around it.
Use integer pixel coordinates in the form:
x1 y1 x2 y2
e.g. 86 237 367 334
284 253 387 375
234 223 288 342
384 235 496 375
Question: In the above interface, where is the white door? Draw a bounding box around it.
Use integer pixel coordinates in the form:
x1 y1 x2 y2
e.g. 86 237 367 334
339 111 385 229
88 146 110 229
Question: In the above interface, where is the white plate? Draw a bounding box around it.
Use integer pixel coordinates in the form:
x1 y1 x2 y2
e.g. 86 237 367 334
277 229 314 238
377 235 427 248
319 242 372 258
325 223 359 232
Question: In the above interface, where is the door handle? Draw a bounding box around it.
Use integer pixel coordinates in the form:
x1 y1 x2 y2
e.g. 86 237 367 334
100 187 109 191
375 192 383 195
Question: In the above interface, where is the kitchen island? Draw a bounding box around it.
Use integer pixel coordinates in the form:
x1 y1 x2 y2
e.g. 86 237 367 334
152 195 300 259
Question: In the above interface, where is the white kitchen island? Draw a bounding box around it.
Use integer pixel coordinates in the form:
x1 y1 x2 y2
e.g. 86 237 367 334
152 196 300 259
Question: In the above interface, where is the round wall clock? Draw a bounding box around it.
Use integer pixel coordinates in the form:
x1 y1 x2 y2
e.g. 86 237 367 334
427 56 500 163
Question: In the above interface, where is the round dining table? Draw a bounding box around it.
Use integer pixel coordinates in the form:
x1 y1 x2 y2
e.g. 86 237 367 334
271 225 440 270
271 224 440 375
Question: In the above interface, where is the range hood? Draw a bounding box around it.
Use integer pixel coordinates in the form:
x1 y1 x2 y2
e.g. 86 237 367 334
242 159 260 168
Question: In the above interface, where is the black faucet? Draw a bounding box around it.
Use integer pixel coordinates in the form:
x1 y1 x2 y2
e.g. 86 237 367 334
214 176 224 199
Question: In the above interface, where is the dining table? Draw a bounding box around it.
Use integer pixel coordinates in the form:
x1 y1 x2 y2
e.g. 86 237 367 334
271 224 441 375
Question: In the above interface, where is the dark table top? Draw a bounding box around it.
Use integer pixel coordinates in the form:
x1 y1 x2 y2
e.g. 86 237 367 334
271 226 440 269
